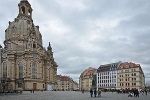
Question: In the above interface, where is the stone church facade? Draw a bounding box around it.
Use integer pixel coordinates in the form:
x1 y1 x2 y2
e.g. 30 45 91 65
0 0 58 91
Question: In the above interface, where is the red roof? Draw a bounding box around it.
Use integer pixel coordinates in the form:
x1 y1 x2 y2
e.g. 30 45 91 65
118 62 140 69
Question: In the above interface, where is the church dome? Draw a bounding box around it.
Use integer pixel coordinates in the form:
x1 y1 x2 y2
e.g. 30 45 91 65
5 18 41 40
4 0 42 45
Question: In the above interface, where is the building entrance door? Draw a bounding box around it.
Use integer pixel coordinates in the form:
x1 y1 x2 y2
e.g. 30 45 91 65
33 83 37 90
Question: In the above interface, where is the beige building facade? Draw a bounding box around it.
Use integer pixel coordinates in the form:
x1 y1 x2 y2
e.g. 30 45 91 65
79 67 96 91
118 62 145 90
57 75 78 91
0 0 58 91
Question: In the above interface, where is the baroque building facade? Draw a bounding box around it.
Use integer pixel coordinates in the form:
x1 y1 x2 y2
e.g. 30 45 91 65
0 0 58 91
79 67 96 91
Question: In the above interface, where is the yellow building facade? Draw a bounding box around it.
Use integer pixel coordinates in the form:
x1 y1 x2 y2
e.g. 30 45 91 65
0 0 58 91
79 67 96 91
118 62 145 90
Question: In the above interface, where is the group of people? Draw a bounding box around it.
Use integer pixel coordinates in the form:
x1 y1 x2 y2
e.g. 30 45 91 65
128 89 139 97
90 89 101 97
30 89 35 93
141 89 148 95
128 89 149 97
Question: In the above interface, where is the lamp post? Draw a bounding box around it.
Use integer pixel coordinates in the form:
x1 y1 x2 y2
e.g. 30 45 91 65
0 44 3 85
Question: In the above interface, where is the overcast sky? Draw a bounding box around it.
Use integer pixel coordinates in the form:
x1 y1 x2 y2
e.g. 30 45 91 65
0 0 150 83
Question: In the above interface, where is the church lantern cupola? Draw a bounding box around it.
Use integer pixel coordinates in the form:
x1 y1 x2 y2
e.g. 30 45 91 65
17 0 33 21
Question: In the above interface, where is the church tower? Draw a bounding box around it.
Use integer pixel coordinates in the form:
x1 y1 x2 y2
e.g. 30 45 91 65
0 0 58 91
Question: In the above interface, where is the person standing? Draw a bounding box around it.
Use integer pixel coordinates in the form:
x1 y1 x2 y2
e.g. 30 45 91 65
90 89 93 97
30 89 32 93
94 89 97 97
145 89 147 96
82 89 84 93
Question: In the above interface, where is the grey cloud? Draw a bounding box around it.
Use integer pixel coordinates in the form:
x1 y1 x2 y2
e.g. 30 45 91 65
1 0 150 83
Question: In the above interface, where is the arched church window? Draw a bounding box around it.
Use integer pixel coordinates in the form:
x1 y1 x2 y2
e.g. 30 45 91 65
32 62 37 79
33 44 36 48
19 62 23 78
21 6 25 14
3 62 7 77
28 9 31 15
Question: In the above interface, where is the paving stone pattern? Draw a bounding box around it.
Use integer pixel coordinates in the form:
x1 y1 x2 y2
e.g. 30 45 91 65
0 91 150 100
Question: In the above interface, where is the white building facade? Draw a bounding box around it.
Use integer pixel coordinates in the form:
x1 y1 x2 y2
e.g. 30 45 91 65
96 61 122 90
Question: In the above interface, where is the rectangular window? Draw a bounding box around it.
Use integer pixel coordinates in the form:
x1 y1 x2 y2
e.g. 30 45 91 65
134 78 136 80
19 72 23 78
134 83 136 86
33 54 37 58
7 43 11 49
32 72 37 79
3 72 7 77
2 53 7 58
18 83 22 88
134 69 136 72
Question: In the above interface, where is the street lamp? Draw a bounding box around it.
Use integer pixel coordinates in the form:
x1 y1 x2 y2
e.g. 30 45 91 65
0 44 3 84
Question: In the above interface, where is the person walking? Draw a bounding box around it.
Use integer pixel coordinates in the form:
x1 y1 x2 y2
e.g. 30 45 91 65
98 89 101 97
90 89 93 97
94 89 97 97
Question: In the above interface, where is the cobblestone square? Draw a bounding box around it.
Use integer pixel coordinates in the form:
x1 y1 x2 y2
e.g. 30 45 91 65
0 91 150 100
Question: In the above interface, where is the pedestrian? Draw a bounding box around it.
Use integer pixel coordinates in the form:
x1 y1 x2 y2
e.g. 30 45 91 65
135 89 139 97
33 89 34 93
141 90 144 95
30 89 32 93
98 89 101 97
90 89 93 97
94 89 97 97
145 89 147 96
82 89 84 93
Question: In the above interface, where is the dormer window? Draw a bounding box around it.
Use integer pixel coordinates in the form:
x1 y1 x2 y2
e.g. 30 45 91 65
126 65 129 68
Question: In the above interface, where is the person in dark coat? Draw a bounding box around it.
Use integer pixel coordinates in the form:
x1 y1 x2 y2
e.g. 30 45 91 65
82 89 84 93
135 89 139 97
145 89 147 95
94 89 97 97
90 89 93 97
